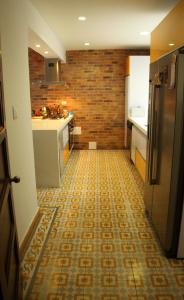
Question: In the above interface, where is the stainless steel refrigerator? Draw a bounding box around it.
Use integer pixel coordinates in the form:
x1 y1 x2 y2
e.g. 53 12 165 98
144 47 184 258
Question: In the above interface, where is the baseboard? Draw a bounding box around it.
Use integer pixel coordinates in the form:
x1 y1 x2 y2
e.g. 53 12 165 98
19 208 42 261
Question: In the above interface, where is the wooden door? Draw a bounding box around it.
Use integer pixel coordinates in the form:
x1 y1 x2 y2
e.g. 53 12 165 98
0 60 22 299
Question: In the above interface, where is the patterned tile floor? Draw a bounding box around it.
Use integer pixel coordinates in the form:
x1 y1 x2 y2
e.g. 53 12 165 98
23 150 184 300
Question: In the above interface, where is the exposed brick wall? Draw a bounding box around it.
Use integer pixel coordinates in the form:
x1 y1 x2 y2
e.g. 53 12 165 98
29 48 149 149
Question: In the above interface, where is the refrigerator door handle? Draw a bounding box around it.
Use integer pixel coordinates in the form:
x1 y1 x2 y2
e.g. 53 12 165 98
151 84 161 184
147 83 155 184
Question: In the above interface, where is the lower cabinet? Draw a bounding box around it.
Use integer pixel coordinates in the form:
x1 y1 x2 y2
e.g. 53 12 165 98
33 124 71 187
64 143 70 166
62 125 70 166
131 125 147 182
135 149 146 181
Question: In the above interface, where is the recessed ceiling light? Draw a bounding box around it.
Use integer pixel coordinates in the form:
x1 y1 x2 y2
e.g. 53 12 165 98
140 31 150 36
44 51 49 54
84 42 90 46
78 16 86 21
169 43 175 46
36 44 40 48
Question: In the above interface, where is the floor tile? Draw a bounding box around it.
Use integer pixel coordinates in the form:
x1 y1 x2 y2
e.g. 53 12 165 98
22 150 184 300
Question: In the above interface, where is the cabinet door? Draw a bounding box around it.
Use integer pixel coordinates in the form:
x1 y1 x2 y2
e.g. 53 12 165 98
131 126 147 161
58 130 64 178
64 143 69 165
135 129 147 160
131 126 136 163
62 125 69 166
62 125 69 147
135 149 146 181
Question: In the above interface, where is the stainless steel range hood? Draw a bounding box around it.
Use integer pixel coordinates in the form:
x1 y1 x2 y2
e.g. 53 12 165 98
45 58 61 83
31 58 65 85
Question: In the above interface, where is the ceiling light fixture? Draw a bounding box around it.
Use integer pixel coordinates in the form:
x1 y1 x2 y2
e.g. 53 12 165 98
36 44 41 48
140 31 150 36
84 42 90 46
44 51 49 54
78 16 86 21
169 43 175 46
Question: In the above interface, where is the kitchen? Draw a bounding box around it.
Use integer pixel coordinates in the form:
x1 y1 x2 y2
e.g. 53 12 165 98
30 49 149 187
1 0 184 299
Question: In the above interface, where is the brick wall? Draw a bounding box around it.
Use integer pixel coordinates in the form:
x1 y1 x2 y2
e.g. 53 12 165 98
29 48 149 149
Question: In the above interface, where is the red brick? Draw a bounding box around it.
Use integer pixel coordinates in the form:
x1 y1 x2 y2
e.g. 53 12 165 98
29 48 149 149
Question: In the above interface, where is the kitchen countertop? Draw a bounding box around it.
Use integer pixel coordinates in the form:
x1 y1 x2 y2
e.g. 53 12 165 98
32 115 73 132
128 116 148 135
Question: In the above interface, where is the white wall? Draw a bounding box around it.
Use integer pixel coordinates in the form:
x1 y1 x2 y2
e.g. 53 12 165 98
27 1 66 62
0 0 39 245
0 0 67 245
129 56 150 117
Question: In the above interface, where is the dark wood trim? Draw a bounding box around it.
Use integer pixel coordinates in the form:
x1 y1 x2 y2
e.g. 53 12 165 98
6 227 15 280
19 208 41 261
0 180 10 212
0 127 6 144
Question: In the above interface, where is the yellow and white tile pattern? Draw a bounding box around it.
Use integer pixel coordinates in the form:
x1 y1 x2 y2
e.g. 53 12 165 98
24 150 184 300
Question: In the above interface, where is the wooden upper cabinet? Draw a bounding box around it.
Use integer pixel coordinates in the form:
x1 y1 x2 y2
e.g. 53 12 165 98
125 56 130 76
151 0 184 63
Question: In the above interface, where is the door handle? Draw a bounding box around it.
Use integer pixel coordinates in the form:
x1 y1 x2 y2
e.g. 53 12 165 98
147 71 162 185
147 82 161 185
151 84 161 184
9 176 20 183
147 84 155 184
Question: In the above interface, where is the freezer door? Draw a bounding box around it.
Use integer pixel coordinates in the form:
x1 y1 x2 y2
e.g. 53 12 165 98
167 52 184 256
144 62 159 215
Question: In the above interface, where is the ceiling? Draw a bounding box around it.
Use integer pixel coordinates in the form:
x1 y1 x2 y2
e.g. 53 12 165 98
31 0 179 50
28 30 59 58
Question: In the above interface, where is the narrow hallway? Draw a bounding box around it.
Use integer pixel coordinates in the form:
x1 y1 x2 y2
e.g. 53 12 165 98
22 150 184 300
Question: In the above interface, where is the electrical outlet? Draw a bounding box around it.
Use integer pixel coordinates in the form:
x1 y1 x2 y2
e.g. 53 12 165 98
89 142 96 150
73 127 81 135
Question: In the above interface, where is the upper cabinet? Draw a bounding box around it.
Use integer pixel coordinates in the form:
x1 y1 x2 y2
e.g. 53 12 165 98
126 56 150 118
151 0 184 63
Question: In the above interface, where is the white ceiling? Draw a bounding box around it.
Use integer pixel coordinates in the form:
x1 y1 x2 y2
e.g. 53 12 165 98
31 0 179 50
28 30 59 58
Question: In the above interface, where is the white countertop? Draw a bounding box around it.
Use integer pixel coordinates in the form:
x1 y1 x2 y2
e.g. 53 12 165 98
128 116 148 135
32 115 73 132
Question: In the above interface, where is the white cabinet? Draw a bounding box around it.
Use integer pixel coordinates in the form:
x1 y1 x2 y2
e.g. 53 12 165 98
131 126 136 163
131 125 147 181
131 125 147 162
32 116 73 187
58 126 69 179
33 129 61 187
62 125 69 147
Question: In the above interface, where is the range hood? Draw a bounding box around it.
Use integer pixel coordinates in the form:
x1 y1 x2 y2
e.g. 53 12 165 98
45 58 63 84
32 58 65 85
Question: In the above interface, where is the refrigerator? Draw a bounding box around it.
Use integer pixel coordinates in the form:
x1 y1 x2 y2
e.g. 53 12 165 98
144 47 184 258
